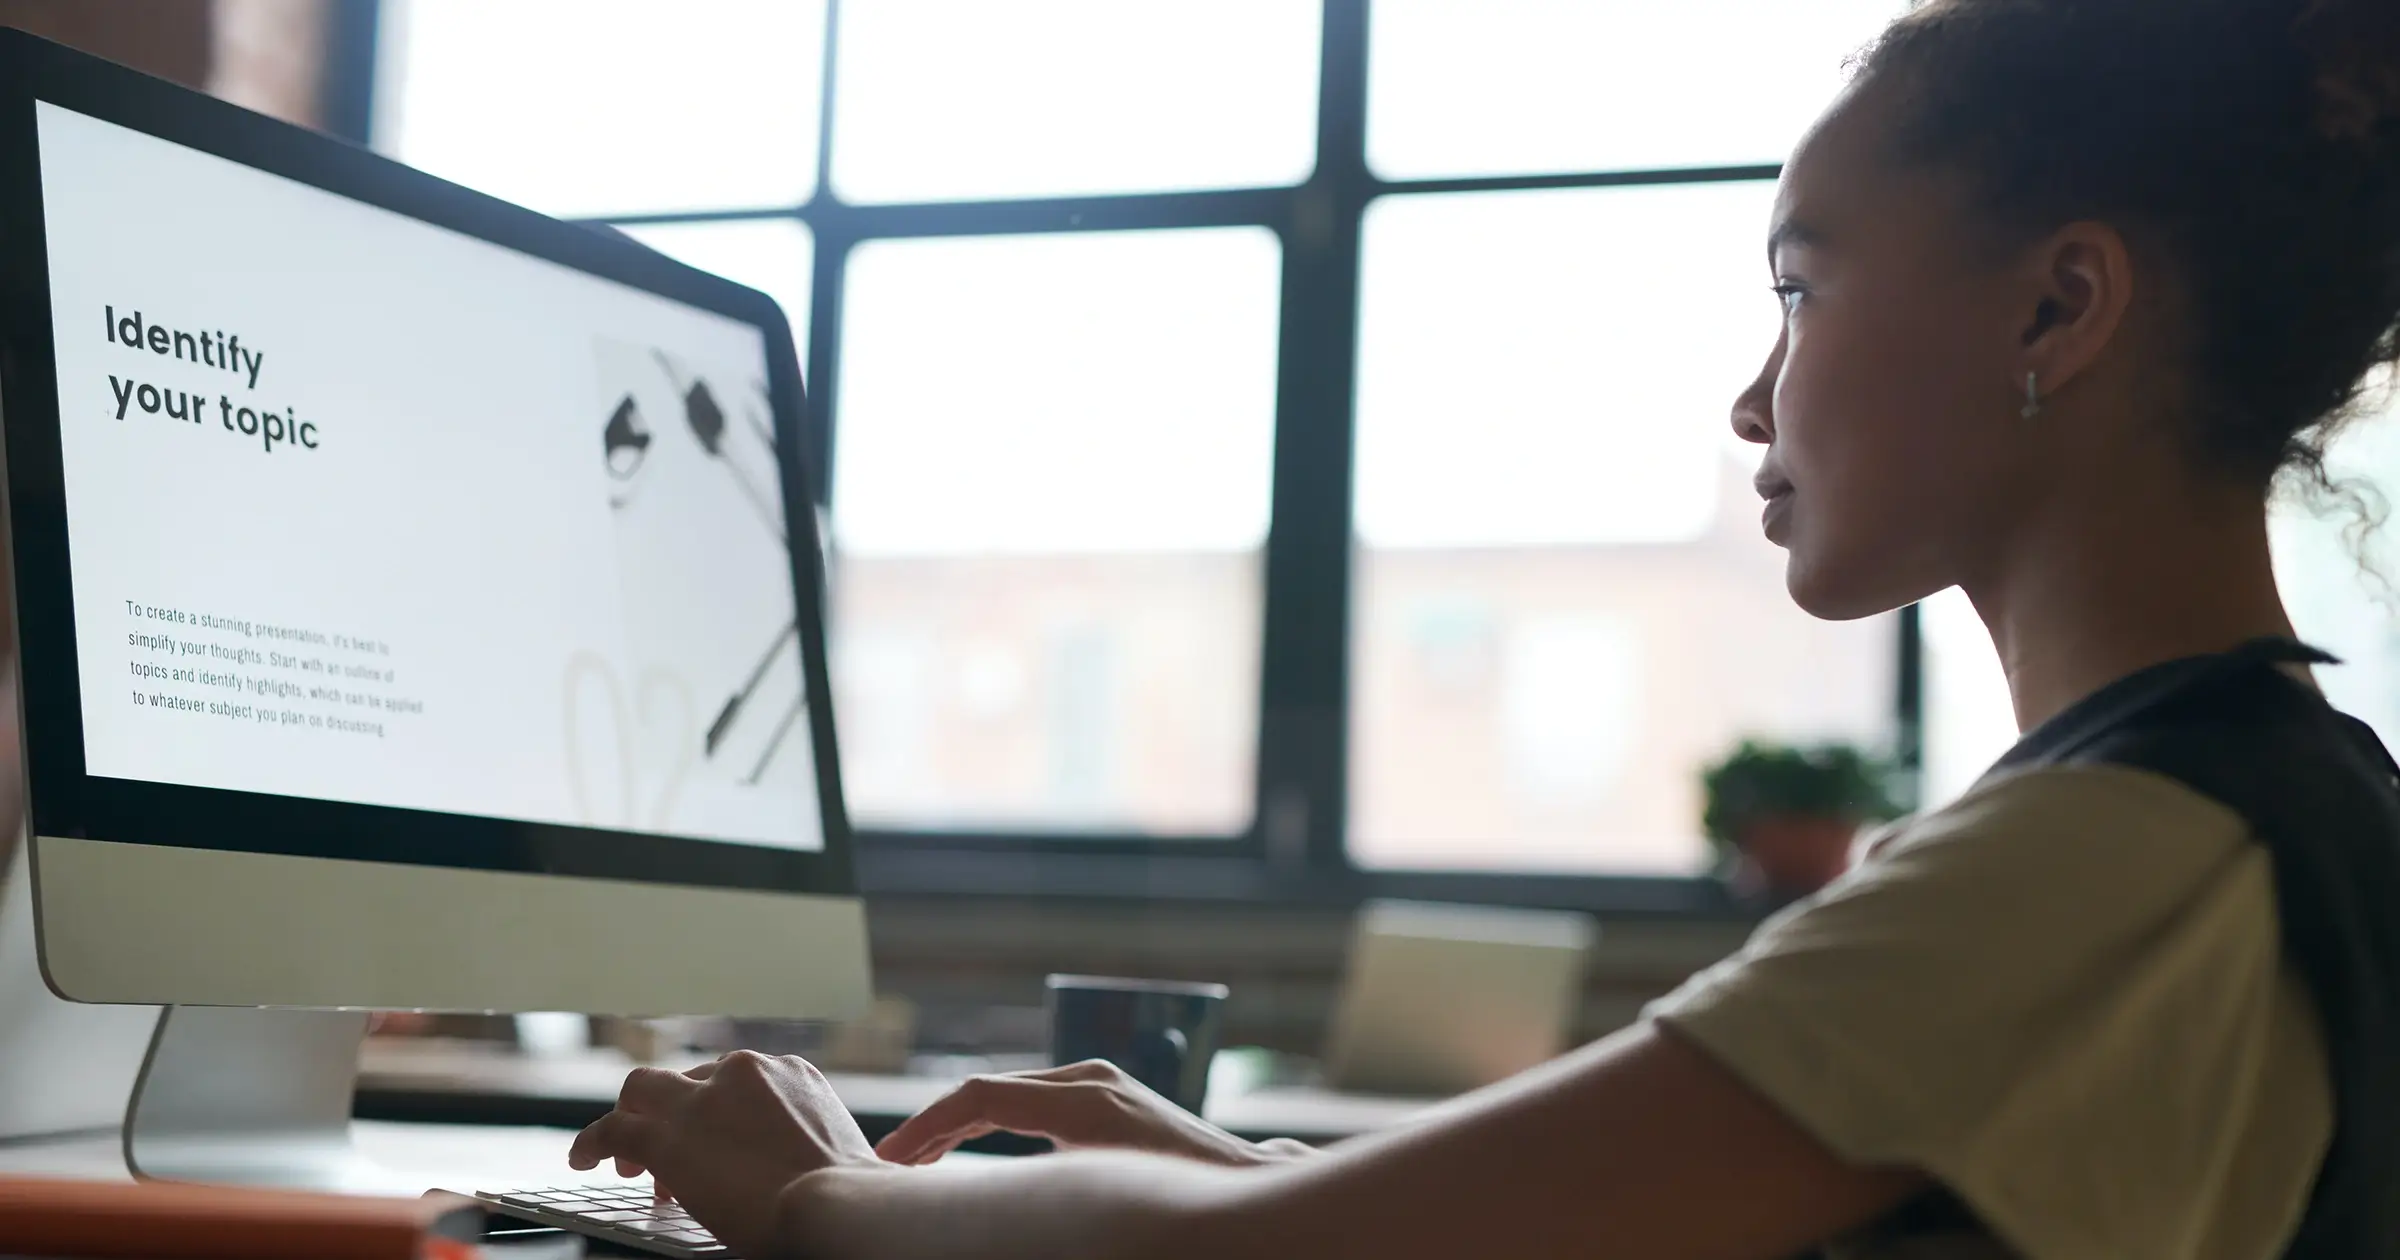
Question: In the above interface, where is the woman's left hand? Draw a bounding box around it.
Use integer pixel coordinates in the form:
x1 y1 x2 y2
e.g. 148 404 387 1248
569 1051 887 1257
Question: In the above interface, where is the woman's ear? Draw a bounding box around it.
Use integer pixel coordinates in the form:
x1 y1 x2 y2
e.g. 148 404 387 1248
2016 220 2137 395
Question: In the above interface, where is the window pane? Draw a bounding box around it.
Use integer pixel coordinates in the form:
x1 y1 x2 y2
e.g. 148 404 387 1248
830 229 1280 834
1920 588 2016 810
1367 0 1906 181
1349 184 1893 874
1356 185 1775 550
381 0 823 217
830 0 1319 204
620 220 814 364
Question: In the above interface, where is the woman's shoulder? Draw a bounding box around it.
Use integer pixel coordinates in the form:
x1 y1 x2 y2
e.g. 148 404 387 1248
1653 756 2328 1260
1855 761 2256 890
1785 760 2272 973
1666 755 2287 1033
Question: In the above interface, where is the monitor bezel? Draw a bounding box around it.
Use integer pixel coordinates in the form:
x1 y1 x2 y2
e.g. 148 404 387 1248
0 29 857 900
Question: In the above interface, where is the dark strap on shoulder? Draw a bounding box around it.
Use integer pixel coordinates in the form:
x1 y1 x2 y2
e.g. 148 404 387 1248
1993 637 2339 772
1999 639 2400 1260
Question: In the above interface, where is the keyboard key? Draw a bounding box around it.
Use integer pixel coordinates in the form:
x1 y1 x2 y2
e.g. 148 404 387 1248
475 1186 730 1257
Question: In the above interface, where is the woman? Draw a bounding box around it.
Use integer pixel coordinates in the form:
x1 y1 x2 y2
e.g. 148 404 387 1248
569 0 2400 1255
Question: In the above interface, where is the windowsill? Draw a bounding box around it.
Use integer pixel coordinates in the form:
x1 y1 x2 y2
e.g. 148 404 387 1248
853 844 1758 920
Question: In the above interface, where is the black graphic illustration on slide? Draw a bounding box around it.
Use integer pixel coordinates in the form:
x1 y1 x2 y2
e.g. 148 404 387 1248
647 349 783 544
582 338 812 840
602 395 653 494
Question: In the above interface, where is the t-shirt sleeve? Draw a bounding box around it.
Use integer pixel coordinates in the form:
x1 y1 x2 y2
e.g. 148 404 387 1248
1647 764 2324 1260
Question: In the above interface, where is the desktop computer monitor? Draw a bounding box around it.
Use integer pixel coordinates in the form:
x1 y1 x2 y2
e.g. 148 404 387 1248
0 24 869 1130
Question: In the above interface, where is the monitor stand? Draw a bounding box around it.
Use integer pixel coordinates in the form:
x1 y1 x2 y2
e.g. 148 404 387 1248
123 1004 381 1190
1 842 582 1193
0 840 156 1144
0 841 394 1189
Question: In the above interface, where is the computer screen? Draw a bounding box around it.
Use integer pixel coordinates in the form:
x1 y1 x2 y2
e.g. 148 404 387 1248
32 100 822 855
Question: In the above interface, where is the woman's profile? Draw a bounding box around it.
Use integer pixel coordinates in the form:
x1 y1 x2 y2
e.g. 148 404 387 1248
568 1 2400 1256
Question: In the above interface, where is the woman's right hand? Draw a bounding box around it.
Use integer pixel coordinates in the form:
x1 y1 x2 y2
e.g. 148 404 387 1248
873 1059 1318 1168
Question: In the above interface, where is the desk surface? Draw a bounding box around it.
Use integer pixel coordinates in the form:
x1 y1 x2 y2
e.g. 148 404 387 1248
356 1041 1433 1149
0 1120 608 1191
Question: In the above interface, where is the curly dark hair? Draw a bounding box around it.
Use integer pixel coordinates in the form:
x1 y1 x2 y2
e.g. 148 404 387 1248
1858 0 2400 504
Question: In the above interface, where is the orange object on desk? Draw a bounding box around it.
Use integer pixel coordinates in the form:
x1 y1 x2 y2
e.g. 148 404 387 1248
0 1175 484 1260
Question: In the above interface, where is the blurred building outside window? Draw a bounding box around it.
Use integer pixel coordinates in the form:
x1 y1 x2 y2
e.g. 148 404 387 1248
359 0 2400 876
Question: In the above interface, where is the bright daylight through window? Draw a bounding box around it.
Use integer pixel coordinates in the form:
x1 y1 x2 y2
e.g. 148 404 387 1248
380 0 825 219
384 0 1298 841
830 0 1321 204
381 0 2400 882
1350 0 1907 874
831 229 1279 834
1366 0 1907 178
1349 184 1891 875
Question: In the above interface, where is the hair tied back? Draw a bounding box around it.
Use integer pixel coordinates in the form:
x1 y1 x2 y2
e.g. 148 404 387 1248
2297 0 2400 145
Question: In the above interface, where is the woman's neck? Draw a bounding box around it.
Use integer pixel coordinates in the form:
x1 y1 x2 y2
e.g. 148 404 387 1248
1965 475 2296 735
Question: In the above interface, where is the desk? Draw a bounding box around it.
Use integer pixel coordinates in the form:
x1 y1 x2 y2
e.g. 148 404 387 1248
355 1042 1434 1151
0 1117 1008 1192
0 1120 615 1191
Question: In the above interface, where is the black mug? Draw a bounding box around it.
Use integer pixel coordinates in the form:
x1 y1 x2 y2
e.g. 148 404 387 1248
1045 974 1229 1114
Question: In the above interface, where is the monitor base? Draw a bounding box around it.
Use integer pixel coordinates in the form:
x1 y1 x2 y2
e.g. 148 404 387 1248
124 1005 387 1190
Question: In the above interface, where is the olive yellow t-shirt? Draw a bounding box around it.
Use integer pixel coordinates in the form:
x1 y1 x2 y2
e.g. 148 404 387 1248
1646 763 2331 1260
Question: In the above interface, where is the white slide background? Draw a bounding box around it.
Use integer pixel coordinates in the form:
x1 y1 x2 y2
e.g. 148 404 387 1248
36 102 822 853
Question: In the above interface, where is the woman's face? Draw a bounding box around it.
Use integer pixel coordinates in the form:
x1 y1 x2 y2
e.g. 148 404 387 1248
1732 81 2046 620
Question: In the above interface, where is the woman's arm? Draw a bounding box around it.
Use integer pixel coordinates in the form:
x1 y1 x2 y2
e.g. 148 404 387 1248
780 1149 1242 1260
1196 1024 1920 1260
873 1059 1317 1167
597 1025 1923 1260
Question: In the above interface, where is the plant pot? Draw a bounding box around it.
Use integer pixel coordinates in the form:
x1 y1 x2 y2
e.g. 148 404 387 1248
1730 813 1861 900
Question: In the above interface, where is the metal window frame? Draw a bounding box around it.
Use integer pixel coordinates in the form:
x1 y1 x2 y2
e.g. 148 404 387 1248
363 0 1925 915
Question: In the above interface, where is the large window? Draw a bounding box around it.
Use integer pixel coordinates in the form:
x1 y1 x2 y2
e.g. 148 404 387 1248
381 0 1933 900
1348 183 1891 873
829 228 1280 832
829 1 1320 204
1364 0 1901 178
379 0 826 218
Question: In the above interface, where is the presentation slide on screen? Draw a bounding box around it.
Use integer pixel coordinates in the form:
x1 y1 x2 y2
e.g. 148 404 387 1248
35 102 822 852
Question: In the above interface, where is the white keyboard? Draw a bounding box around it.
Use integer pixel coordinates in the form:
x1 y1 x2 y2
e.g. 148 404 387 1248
472 1184 729 1258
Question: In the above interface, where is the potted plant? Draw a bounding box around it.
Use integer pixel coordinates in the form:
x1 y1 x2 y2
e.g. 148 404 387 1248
1701 739 1904 902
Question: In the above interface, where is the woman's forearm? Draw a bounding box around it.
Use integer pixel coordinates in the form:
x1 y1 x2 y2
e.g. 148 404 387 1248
775 1027 1920 1260
782 1152 1252 1260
